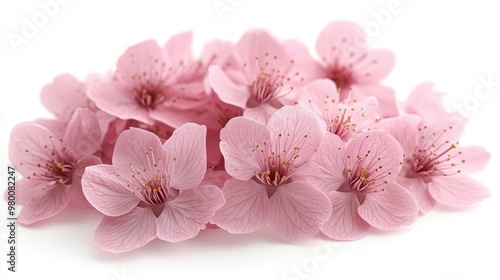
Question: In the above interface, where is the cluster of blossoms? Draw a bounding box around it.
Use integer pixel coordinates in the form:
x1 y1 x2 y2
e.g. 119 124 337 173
8 21 490 253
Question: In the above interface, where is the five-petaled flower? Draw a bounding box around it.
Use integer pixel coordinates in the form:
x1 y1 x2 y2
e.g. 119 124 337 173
9 108 103 224
82 124 224 253
211 105 332 241
301 131 419 240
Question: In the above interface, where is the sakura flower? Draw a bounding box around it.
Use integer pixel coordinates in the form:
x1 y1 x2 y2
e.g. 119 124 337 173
212 105 331 241
88 32 232 128
8 108 103 224
315 21 397 116
208 30 320 124
82 124 224 253
297 79 380 141
301 131 418 240
377 115 490 214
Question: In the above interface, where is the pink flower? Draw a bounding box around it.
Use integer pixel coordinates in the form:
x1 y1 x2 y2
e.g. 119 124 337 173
8 108 103 224
297 79 380 141
301 131 418 240
88 32 232 128
378 115 490 214
208 30 320 124
82 124 224 253
212 105 331 241
315 21 397 116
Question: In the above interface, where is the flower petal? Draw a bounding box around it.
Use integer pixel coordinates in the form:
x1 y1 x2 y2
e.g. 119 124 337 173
352 49 395 83
269 181 331 241
163 123 207 189
372 114 421 155
457 146 490 174
70 155 103 208
156 185 224 242
320 191 370 240
428 176 491 207
220 117 270 180
351 84 398 117
112 127 165 171
40 73 89 121
316 21 367 69
93 207 157 253
4 178 45 205
396 176 435 214
299 133 346 193
18 184 70 225
208 65 250 108
211 178 270 234
242 103 278 124
164 31 194 66
267 105 325 167
358 182 418 230
64 108 102 158
82 165 141 217
346 131 403 188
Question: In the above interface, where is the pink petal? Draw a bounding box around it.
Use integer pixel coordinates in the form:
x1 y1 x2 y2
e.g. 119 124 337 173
320 191 370 240
69 155 102 208
18 184 70 225
5 178 45 205
156 185 224 242
163 123 207 189
269 181 331 241
164 31 194 66
112 127 165 171
297 79 340 115
267 105 325 168
358 182 418 230
428 176 491 207
236 30 290 80
299 133 346 193
64 108 102 158
220 117 270 180
82 165 141 217
93 207 157 253
404 82 447 122
351 84 398 117
396 176 435 214
201 170 231 189
316 21 367 69
150 106 205 129
346 131 403 185
116 40 168 89
352 49 395 83
208 65 250 108
9 122 56 176
457 146 490 174
211 178 270 234
87 79 154 125
373 114 421 155
283 39 323 83
242 103 278 124
33 118 67 139
40 73 89 121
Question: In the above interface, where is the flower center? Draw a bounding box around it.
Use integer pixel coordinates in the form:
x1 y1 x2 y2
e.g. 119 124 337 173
327 67 355 99
411 126 463 177
134 87 166 109
24 137 76 188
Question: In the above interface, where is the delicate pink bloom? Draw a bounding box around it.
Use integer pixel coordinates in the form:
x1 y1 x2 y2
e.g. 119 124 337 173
301 131 418 240
88 32 232 128
8 108 103 224
82 124 224 253
208 30 321 124
315 21 397 116
298 79 380 141
212 105 331 241
40 73 115 134
377 115 490 214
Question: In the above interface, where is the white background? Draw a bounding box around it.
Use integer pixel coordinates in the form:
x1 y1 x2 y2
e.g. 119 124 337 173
1 1 499 279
